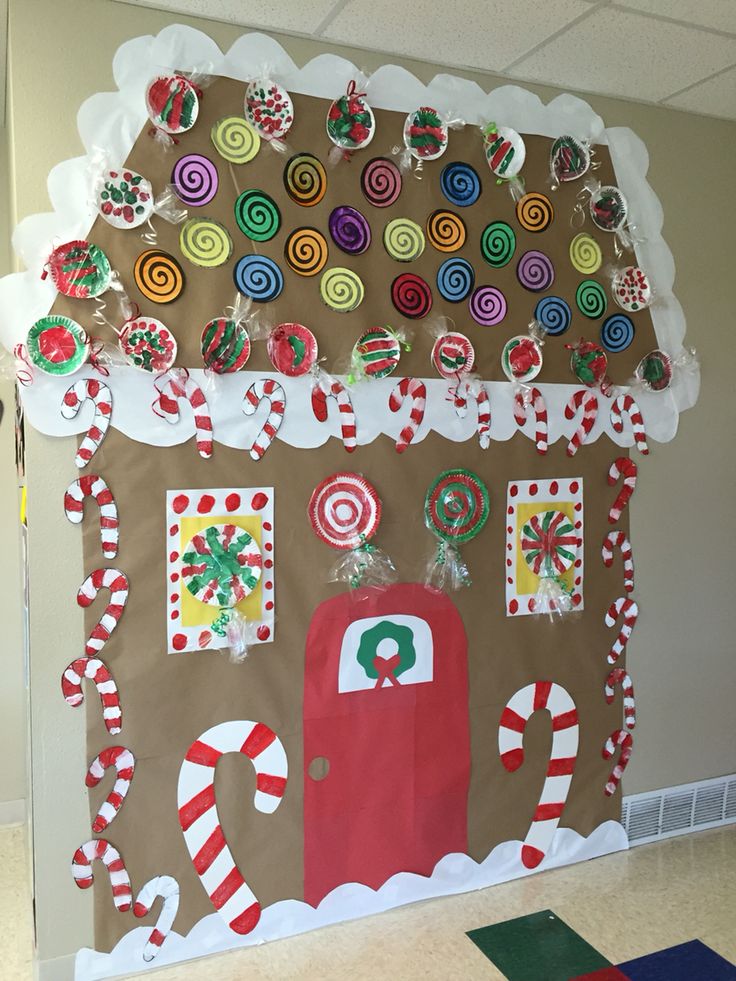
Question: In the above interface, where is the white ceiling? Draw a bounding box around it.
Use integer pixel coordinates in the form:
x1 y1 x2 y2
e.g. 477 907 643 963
113 0 736 121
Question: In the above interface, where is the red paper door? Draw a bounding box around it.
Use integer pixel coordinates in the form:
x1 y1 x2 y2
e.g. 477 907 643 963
303 582 470 906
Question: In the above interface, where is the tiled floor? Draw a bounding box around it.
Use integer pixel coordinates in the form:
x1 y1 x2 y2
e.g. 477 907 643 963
3 823 735 980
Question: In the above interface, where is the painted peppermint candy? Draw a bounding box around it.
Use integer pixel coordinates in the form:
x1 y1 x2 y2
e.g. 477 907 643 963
520 509 578 579
181 524 262 608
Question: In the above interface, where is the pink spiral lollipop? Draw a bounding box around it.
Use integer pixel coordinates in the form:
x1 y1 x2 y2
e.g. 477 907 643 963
360 157 402 208
171 154 218 207
469 286 507 326
517 250 555 292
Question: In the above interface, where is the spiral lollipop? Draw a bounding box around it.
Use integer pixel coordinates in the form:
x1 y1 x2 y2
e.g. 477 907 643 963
469 286 506 326
171 154 218 207
569 233 602 274
320 268 364 313
516 251 554 293
516 192 554 233
233 255 284 302
211 116 260 164
134 249 185 303
426 210 466 253
329 207 371 255
284 228 328 276
481 222 515 268
179 219 233 268
440 162 481 207
283 153 327 206
425 469 489 590
437 257 475 303
576 279 607 319
600 314 635 353
361 157 402 208
234 190 281 242
391 273 432 319
535 296 571 336
383 218 425 262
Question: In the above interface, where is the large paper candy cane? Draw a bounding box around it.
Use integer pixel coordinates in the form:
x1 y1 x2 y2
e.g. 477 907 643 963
178 720 288 934
608 457 637 523
157 373 213 459
77 568 129 656
64 475 119 559
61 655 122 734
86 746 136 832
243 379 285 461
611 393 648 455
61 379 113 468
604 668 636 729
564 390 598 456
134 875 180 962
601 531 634 593
605 596 639 664
498 681 579 869
311 377 356 452
389 377 426 453
602 729 633 796
71 839 132 911
514 387 548 454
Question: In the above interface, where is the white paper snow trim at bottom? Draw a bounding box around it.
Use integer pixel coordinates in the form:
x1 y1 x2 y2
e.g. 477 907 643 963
74 820 627 981
25 368 683 450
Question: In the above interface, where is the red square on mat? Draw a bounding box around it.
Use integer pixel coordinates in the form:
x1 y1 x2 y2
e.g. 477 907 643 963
570 969 630 980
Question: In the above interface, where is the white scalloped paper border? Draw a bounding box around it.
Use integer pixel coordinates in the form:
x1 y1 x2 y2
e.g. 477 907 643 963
1 25 698 450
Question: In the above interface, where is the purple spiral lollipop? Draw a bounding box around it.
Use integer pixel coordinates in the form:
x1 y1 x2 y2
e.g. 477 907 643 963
328 206 371 255
469 286 507 326
516 250 555 292
171 154 218 207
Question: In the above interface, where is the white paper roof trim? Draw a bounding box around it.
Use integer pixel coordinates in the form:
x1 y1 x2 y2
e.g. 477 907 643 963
0 26 699 449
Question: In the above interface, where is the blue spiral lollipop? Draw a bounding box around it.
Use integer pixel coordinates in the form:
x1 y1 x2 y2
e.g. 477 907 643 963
437 257 475 303
535 296 571 336
440 162 481 207
600 313 635 353
233 254 284 302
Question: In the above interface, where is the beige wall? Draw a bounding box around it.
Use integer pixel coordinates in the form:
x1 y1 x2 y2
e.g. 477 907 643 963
7 0 735 971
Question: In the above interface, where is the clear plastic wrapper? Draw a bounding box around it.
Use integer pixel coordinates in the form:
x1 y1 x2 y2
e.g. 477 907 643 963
481 121 526 200
347 323 412 383
603 262 654 313
425 539 472 591
201 293 253 391
0 344 33 386
328 540 398 590
565 337 613 396
326 75 375 166
520 507 578 620
213 610 264 665
140 185 189 245
501 320 545 384
392 107 465 177
572 178 639 256
548 134 599 190
244 65 294 156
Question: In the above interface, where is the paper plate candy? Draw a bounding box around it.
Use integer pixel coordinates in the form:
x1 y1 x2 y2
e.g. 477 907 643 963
201 317 251 373
266 323 318 377
635 349 673 392
431 331 475 380
46 241 113 299
119 317 177 373
612 265 652 312
97 169 153 229
549 135 591 186
182 524 262 607
146 75 199 136
245 79 294 142
27 316 90 376
403 106 449 161
566 338 612 394
590 184 628 233
424 469 490 591
520 509 578 616
351 326 403 380
502 335 543 383
308 472 396 588
327 82 375 155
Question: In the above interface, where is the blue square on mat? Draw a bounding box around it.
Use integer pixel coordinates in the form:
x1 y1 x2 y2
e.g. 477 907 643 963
619 939 736 980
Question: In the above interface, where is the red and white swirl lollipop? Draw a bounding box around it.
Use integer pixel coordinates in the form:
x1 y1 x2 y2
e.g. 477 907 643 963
431 332 475 380
308 473 381 551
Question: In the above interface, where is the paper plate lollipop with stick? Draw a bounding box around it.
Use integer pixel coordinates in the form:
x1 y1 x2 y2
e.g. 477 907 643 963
308 472 397 589
424 469 489 591
520 509 578 617
429 321 475 413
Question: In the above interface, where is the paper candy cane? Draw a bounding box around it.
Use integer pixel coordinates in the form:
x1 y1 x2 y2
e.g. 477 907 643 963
64 475 119 559
602 728 633 796
456 379 491 449
601 531 634 593
77 568 129 656
514 387 548 455
243 379 285 461
604 668 636 729
86 746 136 833
157 373 213 459
564 390 598 457
389 377 426 453
611 393 648 455
178 720 288 934
61 379 113 468
605 596 639 664
607 457 638 523
61 655 122 734
311 377 357 452
71 839 132 911
498 681 579 869
134 875 180 962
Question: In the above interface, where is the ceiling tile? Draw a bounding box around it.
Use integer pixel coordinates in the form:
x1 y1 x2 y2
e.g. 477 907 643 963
115 0 339 35
509 7 736 102
664 65 736 118
323 0 594 73
615 0 736 35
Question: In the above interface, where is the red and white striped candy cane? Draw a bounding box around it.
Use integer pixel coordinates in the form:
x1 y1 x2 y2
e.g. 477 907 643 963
514 387 548 455
157 372 213 459
243 379 285 461
311 377 357 452
178 720 288 935
64 475 119 559
77 568 129 656
605 596 639 664
602 728 633 796
498 681 579 869
61 655 122 735
389 377 426 453
86 746 135 833
607 457 637 523
71 838 132 911
611 393 648 456
601 530 634 593
564 389 598 457
134 874 180 962
604 668 636 729
61 379 113 468
455 380 491 449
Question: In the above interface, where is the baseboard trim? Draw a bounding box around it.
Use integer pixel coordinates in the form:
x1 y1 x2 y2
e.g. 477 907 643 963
0 797 26 825
623 773 736 846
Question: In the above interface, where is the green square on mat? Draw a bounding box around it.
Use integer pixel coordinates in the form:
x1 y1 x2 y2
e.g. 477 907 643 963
466 909 612 981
